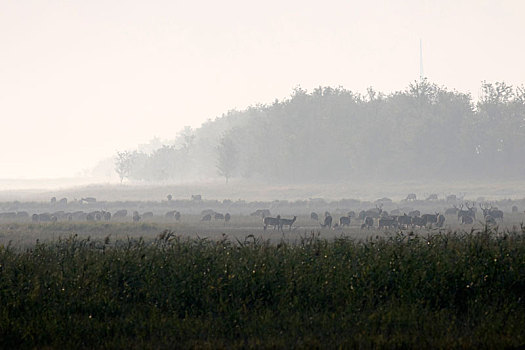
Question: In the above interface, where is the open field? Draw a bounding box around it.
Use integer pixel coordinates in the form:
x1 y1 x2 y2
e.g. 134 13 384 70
2 179 525 202
1 211 525 249
1 189 524 348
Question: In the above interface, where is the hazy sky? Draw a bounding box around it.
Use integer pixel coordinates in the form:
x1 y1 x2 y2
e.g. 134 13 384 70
1 0 524 179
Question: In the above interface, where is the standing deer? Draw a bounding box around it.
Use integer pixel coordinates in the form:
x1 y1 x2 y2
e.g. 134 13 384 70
458 202 476 222
339 216 351 227
321 214 333 229
378 217 398 229
263 215 281 230
397 214 412 229
279 216 297 231
437 214 445 228
361 216 374 229
479 203 503 221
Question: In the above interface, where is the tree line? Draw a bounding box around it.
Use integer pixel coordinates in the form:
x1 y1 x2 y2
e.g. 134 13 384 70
115 80 525 184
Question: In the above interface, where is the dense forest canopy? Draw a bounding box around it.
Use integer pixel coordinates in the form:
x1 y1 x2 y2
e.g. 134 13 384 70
115 80 525 184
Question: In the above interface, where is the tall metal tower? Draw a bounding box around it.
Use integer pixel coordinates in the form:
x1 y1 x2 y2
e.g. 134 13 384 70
419 38 424 82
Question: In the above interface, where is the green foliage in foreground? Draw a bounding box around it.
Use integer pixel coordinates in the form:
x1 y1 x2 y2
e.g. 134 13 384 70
1 229 525 349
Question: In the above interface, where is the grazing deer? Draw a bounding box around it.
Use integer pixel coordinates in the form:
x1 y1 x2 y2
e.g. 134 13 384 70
411 216 426 228
165 210 181 221
339 216 351 227
426 194 438 201
251 209 271 217
397 214 412 229
214 213 225 220
362 216 374 229
321 214 333 229
279 216 297 231
201 214 212 221
113 209 128 219
408 210 420 218
264 215 281 230
406 193 417 201
224 213 231 222
310 212 319 221
421 213 438 227
378 217 398 229
362 204 383 219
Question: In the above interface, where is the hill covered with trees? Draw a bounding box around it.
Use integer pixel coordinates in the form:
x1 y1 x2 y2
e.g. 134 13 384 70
115 80 525 184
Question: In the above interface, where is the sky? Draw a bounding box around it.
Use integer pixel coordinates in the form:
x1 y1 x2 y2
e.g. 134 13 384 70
1 0 525 179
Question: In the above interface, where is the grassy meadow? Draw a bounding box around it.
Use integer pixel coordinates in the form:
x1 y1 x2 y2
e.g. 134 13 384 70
1 225 524 349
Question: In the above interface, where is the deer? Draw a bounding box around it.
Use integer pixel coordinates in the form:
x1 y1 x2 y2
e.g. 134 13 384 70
397 214 412 229
279 216 297 231
263 215 281 230
421 213 439 227
458 202 476 223
339 216 351 227
479 203 503 221
426 194 438 201
361 216 374 229
378 216 398 229
436 214 445 228
406 193 417 201
408 210 420 218
363 204 383 219
321 213 333 229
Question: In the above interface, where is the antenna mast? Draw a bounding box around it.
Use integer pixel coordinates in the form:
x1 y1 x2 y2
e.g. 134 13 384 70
419 38 424 82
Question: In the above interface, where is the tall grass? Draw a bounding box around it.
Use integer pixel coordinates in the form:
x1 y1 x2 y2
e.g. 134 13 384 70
1 228 524 348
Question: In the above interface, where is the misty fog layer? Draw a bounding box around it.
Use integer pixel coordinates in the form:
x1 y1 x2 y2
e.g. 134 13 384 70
115 80 525 184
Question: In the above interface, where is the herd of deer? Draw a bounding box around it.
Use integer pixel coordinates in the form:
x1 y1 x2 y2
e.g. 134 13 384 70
0 199 517 230
447 202 505 225
24 209 184 223
258 201 512 231
262 215 297 231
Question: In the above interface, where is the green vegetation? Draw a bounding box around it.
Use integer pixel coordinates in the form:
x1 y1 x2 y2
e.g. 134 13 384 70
1 228 524 348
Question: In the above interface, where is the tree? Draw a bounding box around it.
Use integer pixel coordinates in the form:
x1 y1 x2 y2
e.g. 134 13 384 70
216 135 237 183
114 151 135 183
